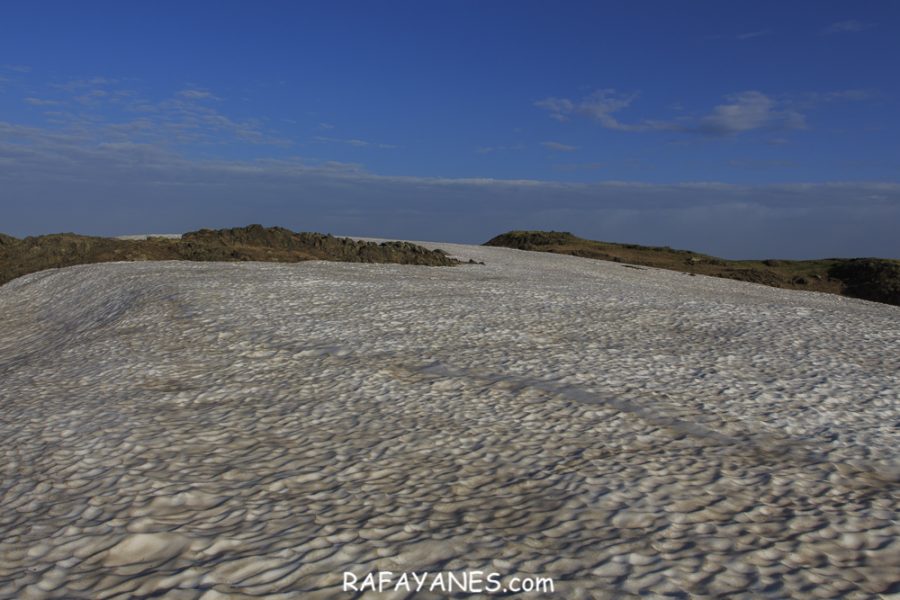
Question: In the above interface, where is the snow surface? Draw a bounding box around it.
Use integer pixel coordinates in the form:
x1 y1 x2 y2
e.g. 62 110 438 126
0 242 898 598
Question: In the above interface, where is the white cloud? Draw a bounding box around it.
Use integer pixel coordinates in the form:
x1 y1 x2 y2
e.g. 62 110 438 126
552 162 606 172
22 79 290 147
24 97 59 106
736 29 773 40
697 91 805 135
533 97 575 121
315 136 396 149
576 90 642 130
75 89 108 105
727 159 799 170
476 144 526 154
51 77 116 92
822 20 872 34
823 89 872 102
177 88 218 100
2 64 31 73
541 141 578 152
537 89 806 136
535 90 646 130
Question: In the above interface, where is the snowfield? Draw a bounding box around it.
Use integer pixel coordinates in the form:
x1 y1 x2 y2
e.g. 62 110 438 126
1 242 898 599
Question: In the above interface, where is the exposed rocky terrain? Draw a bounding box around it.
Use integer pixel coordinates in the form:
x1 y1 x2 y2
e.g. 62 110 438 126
486 230 900 307
0 225 458 287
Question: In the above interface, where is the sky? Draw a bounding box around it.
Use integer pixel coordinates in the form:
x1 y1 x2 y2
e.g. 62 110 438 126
1 0 898 259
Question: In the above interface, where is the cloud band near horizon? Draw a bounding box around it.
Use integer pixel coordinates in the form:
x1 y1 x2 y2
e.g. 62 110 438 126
2 126 898 260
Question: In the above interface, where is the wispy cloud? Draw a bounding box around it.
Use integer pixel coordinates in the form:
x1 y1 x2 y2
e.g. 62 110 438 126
314 136 396 149
13 78 291 148
727 159 799 170
541 141 578 152
792 89 875 112
24 97 60 107
50 77 117 92
822 89 873 102
533 97 576 122
75 89 109 105
2 64 31 73
736 29 773 40
577 90 645 129
536 90 646 130
177 88 219 100
822 20 872 34
475 144 526 154
536 89 805 136
552 162 607 172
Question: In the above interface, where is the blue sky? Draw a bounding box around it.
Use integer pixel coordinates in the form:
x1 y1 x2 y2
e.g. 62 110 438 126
1 0 898 258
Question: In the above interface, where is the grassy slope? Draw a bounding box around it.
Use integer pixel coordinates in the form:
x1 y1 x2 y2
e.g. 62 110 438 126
485 231 900 307
0 224 459 287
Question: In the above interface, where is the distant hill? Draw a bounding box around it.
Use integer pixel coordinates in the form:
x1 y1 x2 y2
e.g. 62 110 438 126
0 225 458 287
485 230 900 307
